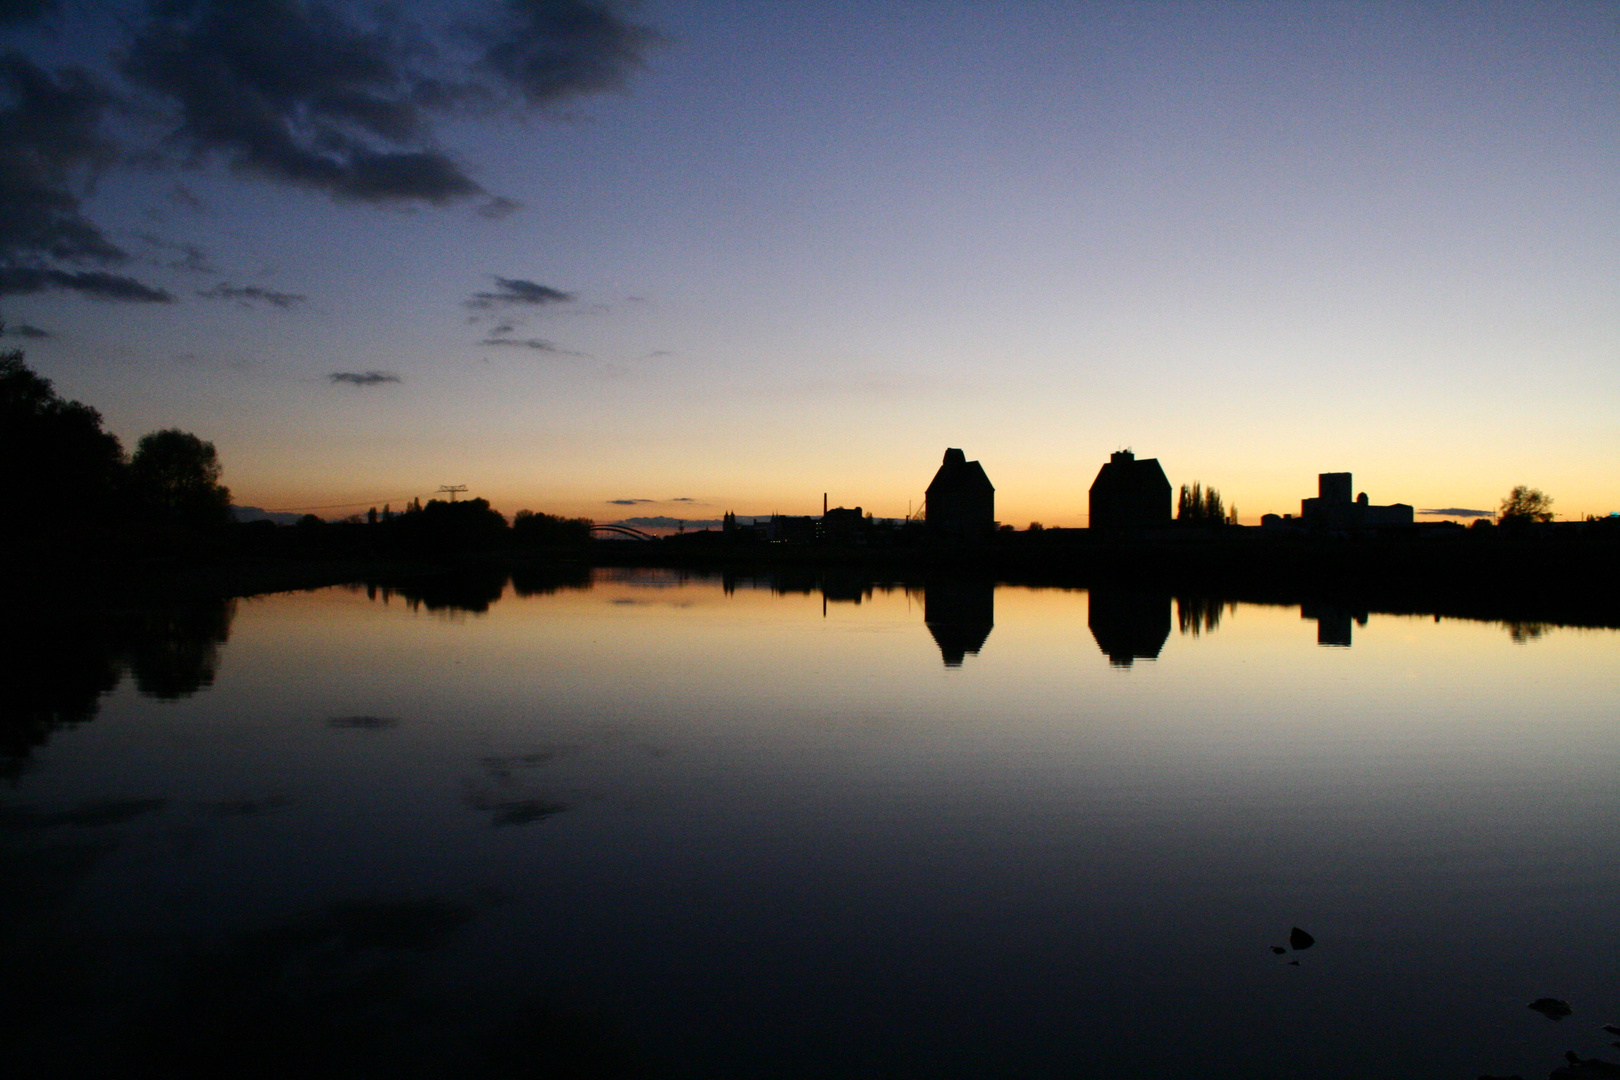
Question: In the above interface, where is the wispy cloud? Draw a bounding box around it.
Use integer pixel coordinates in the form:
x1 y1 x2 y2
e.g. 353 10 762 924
136 232 214 273
199 283 307 309
2 322 50 338
466 277 575 309
328 370 402 386
0 266 173 302
608 498 653 506
477 336 583 355
1420 507 1493 518
477 196 522 220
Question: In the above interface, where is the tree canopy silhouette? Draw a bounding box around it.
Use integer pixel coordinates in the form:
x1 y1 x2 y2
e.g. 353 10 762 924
0 344 126 543
1498 485 1553 525
1176 482 1226 525
129 429 233 531
511 509 591 546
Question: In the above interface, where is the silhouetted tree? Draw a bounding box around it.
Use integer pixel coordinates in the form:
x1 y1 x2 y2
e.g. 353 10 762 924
0 345 126 542
129 428 233 531
1177 482 1225 525
511 509 591 546
1498 485 1553 525
384 497 507 552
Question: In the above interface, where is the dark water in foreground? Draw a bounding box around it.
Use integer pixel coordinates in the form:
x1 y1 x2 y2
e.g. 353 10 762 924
4 569 1618 1078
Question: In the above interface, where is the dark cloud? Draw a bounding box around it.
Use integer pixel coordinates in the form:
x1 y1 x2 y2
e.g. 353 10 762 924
671 497 695 502
467 276 574 308
136 232 213 272
477 0 656 105
0 265 172 301
1 3 657 305
0 53 126 265
122 0 483 205
328 370 402 386
1420 507 1493 518
199 282 307 309
0 0 56 25
608 498 652 505
2 321 49 337
117 1 653 208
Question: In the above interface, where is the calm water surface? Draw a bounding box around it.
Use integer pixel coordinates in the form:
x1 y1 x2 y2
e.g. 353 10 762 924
5 570 1619 1078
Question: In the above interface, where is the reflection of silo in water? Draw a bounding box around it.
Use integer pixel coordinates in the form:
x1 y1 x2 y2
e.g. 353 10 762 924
923 579 995 667
1300 603 1365 647
1087 587 1170 667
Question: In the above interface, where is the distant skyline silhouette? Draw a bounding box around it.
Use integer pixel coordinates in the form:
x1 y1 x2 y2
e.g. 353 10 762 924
1 2 1613 524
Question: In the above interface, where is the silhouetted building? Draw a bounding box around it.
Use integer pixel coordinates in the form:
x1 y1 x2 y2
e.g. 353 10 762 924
1298 472 1413 529
1087 586 1171 667
821 506 867 544
924 579 994 666
925 449 994 539
765 515 817 543
1088 450 1172 530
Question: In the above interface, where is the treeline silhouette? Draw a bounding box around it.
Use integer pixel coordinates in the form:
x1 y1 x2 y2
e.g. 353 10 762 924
2 346 232 555
243 501 593 559
1 344 592 570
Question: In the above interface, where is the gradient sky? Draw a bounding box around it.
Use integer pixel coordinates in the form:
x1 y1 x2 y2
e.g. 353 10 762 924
3 0 1615 526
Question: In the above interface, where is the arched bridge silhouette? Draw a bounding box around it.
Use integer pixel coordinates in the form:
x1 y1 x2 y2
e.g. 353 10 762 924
589 524 656 541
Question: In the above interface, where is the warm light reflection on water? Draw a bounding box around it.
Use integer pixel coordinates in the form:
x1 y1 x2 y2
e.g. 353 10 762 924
4 571 1618 1078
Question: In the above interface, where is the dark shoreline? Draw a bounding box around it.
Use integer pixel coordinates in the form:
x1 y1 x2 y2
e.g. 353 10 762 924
9 522 1618 631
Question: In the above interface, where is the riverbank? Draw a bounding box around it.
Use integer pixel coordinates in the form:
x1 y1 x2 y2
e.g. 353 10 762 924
6 521 1617 629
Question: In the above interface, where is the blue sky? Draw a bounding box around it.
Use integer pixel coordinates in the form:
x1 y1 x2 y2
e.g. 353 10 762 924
3 0 1615 524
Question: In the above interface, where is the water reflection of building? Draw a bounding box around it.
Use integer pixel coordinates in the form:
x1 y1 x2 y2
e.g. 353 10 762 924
923 579 994 667
1300 602 1367 647
1088 587 1171 667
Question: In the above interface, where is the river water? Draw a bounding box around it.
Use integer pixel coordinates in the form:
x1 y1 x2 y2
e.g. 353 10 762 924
4 569 1618 1078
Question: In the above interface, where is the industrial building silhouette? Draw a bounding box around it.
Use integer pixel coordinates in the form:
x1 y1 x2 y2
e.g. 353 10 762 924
925 448 995 539
1088 451 1172 530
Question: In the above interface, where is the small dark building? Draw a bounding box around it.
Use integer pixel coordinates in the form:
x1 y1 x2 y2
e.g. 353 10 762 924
1088 450 1172 530
1299 472 1413 529
821 506 867 544
925 448 995 539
